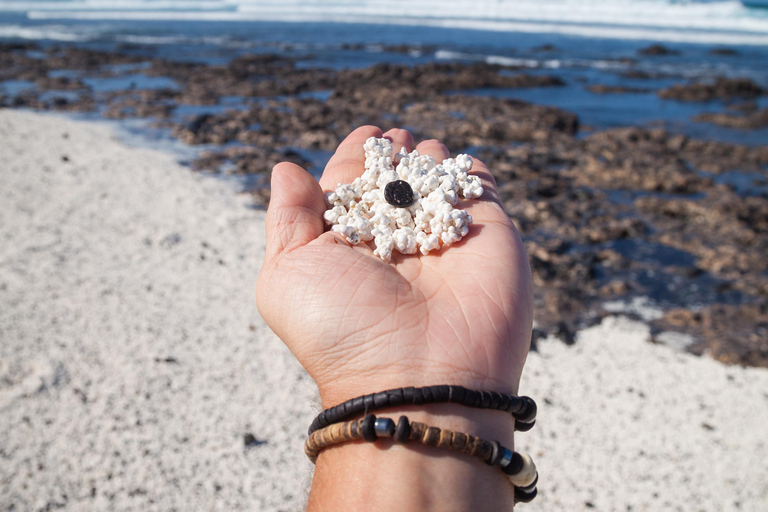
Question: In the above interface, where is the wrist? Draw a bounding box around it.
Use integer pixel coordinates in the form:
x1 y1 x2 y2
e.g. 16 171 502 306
308 404 517 512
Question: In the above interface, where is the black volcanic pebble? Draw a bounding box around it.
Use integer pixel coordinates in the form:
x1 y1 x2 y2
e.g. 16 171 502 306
384 180 415 207
243 433 266 448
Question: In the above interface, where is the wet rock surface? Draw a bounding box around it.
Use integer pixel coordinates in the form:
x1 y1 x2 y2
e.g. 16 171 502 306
638 44 681 56
192 146 310 177
708 47 740 56
658 77 765 102
478 127 768 365
694 107 768 130
654 305 768 367
2 42 766 367
586 84 652 94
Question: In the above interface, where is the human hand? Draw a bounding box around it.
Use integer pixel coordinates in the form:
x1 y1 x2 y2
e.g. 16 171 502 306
256 126 533 408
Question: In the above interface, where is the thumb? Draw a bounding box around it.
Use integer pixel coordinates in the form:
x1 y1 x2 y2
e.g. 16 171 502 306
264 162 326 262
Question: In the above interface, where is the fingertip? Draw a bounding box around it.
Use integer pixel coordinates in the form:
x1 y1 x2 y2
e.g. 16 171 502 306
270 162 324 211
415 138 450 161
271 161 303 182
341 125 383 146
320 125 384 191
383 128 414 153
271 161 302 184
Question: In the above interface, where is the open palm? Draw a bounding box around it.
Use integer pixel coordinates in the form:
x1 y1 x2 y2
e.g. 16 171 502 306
256 126 533 407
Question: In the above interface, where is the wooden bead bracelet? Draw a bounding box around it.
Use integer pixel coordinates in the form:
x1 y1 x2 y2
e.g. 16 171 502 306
307 385 537 435
304 414 539 504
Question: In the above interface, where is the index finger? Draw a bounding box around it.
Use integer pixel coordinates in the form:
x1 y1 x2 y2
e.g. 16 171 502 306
319 125 382 192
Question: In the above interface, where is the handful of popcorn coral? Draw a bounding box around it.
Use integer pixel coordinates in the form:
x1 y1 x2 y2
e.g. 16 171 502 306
324 137 484 262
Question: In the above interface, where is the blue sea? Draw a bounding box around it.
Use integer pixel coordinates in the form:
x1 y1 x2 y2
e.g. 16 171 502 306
1 0 767 144
2 1 768 45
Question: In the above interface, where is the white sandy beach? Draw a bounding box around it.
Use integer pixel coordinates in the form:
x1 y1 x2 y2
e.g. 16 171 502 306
1 109 767 511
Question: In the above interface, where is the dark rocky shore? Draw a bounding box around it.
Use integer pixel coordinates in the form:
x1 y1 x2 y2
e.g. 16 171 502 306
2 43 766 367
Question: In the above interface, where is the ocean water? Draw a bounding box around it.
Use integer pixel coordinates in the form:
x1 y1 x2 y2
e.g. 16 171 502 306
1 0 767 144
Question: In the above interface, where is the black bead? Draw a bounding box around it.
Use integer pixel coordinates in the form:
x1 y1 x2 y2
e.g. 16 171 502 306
387 389 405 407
515 420 536 432
413 388 424 405
499 394 511 412
323 407 336 425
394 416 411 443
363 394 376 414
507 395 523 414
384 180 415 208
448 386 466 404
403 387 415 404
514 487 538 504
486 441 502 466
489 392 501 409
462 389 477 407
422 386 433 404
502 452 524 476
433 385 450 402
373 391 389 408
361 415 378 442
515 397 537 423
350 396 365 416
480 391 492 408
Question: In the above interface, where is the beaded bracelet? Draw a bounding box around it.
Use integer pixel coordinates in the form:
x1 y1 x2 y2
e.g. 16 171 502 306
304 414 539 504
307 385 537 435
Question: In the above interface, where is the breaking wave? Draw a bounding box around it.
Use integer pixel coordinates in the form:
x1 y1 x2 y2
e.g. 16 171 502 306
3 0 768 45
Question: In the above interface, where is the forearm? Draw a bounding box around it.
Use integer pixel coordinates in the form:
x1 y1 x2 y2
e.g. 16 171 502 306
307 404 517 512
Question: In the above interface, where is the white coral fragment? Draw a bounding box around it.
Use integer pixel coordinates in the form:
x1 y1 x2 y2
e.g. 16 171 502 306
324 137 483 262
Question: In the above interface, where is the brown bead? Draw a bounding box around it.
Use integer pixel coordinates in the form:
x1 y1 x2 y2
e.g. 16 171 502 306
409 422 426 442
422 426 441 447
437 430 453 450
452 432 469 453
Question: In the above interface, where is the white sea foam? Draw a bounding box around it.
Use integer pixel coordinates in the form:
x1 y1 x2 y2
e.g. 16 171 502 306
9 0 768 46
1 1 229 11
0 24 91 41
114 34 191 45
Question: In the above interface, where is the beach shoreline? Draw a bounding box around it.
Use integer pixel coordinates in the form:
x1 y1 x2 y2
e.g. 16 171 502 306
1 109 767 511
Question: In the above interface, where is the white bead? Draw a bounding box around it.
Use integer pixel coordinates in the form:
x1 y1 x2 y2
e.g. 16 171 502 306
508 453 538 488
